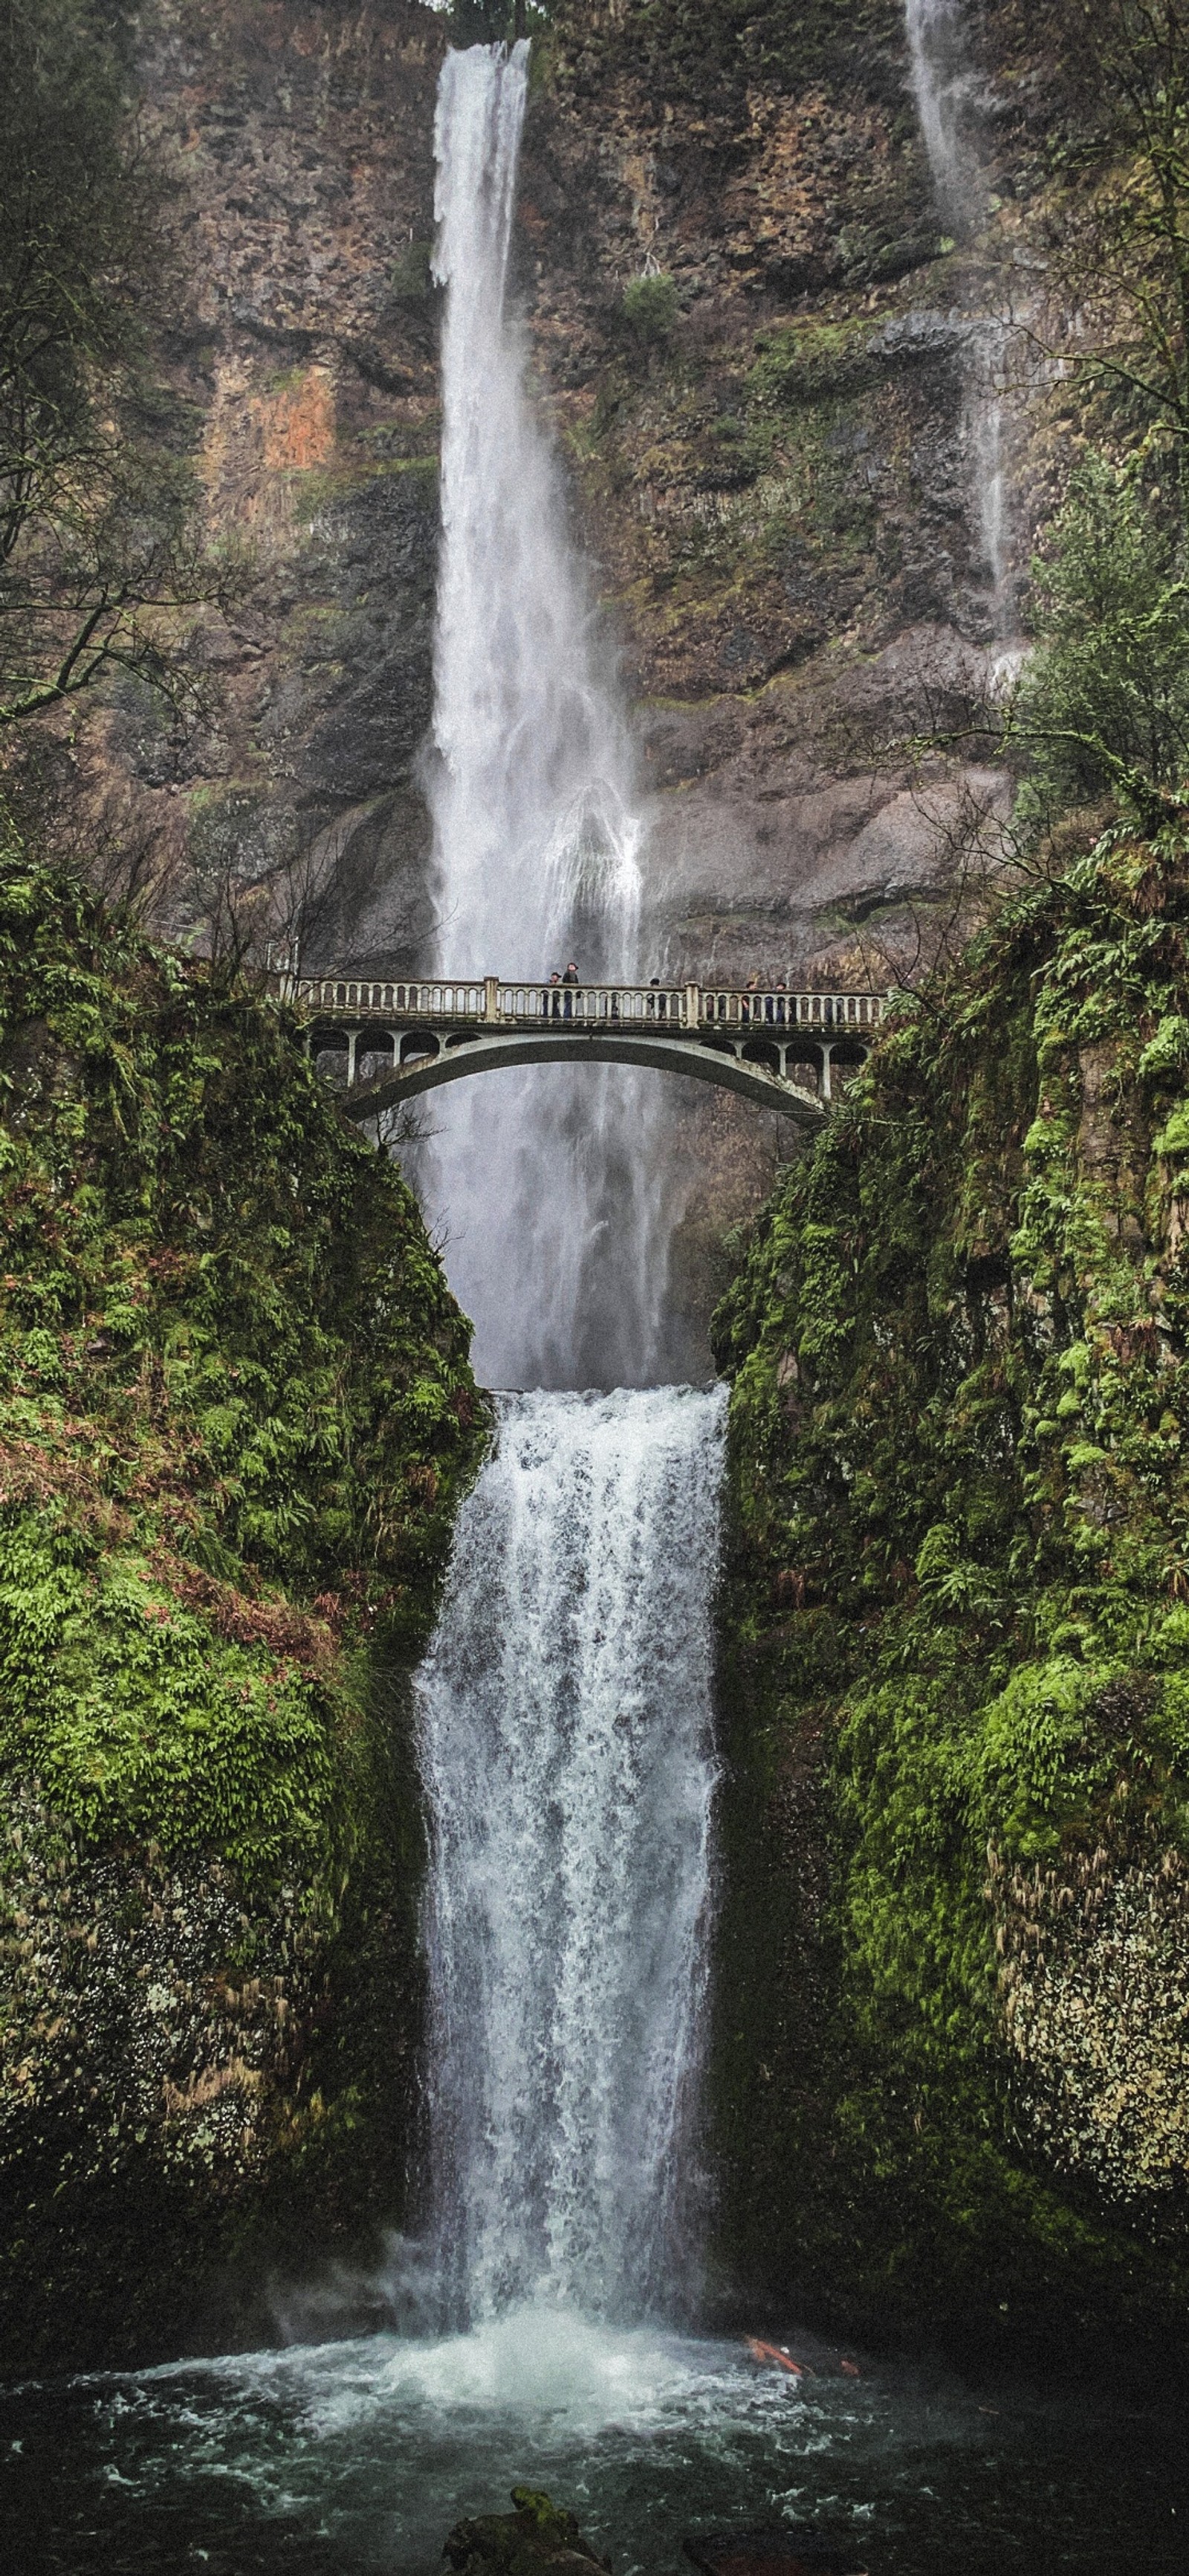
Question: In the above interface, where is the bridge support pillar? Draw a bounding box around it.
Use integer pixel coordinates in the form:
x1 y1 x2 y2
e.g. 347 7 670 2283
485 975 501 1023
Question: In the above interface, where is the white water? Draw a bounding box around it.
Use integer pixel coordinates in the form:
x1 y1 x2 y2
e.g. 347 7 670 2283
904 1 1017 636
415 1385 725 2324
904 0 987 239
423 44 667 1389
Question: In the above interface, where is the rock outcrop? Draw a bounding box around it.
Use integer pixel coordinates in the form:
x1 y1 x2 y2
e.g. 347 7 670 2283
443 2489 610 2576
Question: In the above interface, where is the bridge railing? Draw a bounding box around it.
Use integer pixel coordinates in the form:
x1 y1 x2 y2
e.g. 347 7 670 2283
498 982 687 1024
699 989 884 1031
272 975 488 1018
268 971 887 1034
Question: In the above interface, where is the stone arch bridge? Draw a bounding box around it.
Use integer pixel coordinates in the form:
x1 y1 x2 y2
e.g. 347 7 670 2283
268 972 887 1129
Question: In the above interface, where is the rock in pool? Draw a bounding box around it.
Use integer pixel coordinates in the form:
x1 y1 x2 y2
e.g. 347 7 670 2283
443 2486 611 2576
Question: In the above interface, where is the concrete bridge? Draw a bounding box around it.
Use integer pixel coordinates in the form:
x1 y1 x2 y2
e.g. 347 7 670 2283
267 972 887 1127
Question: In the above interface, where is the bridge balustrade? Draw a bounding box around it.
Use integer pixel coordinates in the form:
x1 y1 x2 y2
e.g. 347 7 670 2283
272 972 887 1036
499 982 686 1024
699 989 883 1030
276 975 487 1019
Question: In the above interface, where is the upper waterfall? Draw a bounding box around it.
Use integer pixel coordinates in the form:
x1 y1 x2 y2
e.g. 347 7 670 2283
429 43 642 976
418 42 670 1392
904 0 986 240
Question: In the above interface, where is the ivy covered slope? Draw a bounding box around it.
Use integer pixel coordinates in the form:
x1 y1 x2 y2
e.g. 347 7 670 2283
0 849 486 2372
711 826 1189 2380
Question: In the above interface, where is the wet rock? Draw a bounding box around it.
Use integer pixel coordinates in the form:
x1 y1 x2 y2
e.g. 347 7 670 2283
684 2534 869 2576
444 2489 610 2576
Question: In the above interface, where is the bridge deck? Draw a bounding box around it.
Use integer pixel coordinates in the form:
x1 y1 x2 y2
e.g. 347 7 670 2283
265 972 887 1120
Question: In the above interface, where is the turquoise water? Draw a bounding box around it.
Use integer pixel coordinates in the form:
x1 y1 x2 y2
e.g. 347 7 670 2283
3 2303 1184 2575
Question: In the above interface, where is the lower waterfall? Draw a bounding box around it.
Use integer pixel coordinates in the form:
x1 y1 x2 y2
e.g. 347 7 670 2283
415 1385 726 2323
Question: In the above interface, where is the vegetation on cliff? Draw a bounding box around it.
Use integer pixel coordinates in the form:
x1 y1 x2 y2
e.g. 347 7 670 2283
0 837 486 2367
711 824 1189 2371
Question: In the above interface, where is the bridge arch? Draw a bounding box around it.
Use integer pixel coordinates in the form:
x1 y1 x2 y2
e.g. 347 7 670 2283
337 1027 826 1127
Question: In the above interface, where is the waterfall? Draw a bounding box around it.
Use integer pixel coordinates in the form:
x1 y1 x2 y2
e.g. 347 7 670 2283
904 0 986 240
904 1 1016 637
416 1385 725 2323
422 43 667 1390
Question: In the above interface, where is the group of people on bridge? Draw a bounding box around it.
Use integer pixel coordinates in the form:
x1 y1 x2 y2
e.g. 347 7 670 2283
541 964 582 1019
540 967 678 1022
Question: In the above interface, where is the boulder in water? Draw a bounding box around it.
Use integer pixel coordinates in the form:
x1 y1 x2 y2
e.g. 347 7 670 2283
684 2532 869 2576
443 2487 611 2576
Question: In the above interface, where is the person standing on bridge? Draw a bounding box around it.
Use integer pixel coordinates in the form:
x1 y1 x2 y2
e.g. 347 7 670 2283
562 961 578 1022
542 970 561 1020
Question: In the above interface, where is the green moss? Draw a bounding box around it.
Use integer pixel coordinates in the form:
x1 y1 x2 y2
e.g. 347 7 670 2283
0 836 487 2366
747 317 884 412
710 821 1189 2372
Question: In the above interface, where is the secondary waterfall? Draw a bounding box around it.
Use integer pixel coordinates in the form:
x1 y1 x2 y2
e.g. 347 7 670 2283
904 0 1015 635
904 0 986 239
416 1385 725 2323
423 42 667 1389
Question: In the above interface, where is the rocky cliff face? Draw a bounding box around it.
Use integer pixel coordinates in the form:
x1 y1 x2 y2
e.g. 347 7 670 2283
102 0 450 968
113 0 1037 964
66 0 1072 1360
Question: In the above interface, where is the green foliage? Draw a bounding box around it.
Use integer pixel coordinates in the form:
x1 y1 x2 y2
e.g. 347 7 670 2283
0 836 487 1885
389 239 435 301
1013 451 1189 818
619 272 679 345
712 822 1189 2341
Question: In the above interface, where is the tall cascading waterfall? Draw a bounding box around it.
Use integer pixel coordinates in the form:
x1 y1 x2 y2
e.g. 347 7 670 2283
416 1385 725 2323
423 42 670 1389
904 0 1015 637
411 44 725 2337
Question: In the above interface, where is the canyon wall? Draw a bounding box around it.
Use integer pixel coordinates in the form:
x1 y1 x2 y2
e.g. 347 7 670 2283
0 844 485 2372
711 823 1189 2381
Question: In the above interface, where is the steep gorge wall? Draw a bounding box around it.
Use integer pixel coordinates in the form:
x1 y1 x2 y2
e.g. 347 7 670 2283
100 0 450 967
0 846 485 2372
710 825 1189 2379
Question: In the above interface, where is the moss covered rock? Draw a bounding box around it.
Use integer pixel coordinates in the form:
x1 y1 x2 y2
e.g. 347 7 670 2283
710 821 1189 2381
444 2488 609 2576
0 844 487 2369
